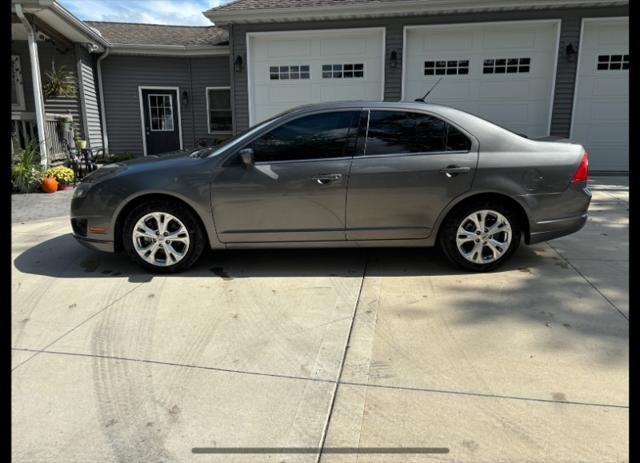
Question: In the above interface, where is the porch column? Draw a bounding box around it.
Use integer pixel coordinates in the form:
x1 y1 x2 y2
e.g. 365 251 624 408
15 4 48 169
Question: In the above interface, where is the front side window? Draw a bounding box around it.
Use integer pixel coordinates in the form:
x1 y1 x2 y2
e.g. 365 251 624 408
248 111 360 163
365 111 470 155
207 88 232 133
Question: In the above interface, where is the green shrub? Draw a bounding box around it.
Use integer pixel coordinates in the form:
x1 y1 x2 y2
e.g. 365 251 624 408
11 140 45 193
47 165 75 185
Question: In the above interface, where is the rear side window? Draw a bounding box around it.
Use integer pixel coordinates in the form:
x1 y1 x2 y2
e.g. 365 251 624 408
365 111 471 155
249 111 360 162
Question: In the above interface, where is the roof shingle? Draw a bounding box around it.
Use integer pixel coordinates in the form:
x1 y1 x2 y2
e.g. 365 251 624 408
210 0 398 11
84 21 228 46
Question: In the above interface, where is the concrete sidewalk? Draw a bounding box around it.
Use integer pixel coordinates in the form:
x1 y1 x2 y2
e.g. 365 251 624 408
11 177 628 462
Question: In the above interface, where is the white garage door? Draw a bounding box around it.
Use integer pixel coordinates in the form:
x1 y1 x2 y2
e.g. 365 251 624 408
403 21 560 137
247 28 385 124
571 18 628 172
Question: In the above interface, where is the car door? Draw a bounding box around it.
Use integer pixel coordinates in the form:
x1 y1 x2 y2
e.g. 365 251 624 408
346 109 478 240
211 110 361 243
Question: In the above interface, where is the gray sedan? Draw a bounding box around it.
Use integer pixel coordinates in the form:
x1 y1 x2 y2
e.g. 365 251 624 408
71 101 591 272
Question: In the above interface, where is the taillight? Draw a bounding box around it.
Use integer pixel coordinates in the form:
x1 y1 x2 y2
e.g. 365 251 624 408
571 151 589 183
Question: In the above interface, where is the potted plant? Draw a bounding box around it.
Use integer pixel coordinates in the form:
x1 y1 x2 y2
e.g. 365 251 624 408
46 166 75 190
11 140 45 194
42 61 76 98
75 136 87 150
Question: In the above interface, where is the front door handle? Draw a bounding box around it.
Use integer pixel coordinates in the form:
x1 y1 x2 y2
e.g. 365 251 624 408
439 166 471 178
312 173 343 185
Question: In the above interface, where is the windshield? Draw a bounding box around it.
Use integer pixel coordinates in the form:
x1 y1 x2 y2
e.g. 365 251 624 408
192 112 285 159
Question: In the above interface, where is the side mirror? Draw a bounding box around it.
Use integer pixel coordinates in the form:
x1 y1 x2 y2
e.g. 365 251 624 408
239 148 255 168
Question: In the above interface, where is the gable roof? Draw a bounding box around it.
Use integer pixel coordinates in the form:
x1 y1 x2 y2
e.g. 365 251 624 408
85 21 228 47
205 0 628 24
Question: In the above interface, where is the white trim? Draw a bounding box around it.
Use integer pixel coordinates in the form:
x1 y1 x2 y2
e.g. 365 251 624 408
205 0 628 25
137 86 183 156
246 27 386 126
11 55 26 111
402 19 562 135
547 19 562 135
205 86 233 135
569 16 629 140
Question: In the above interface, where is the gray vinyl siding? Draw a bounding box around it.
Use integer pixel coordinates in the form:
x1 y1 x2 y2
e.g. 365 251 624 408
230 6 628 136
100 55 230 156
76 44 103 149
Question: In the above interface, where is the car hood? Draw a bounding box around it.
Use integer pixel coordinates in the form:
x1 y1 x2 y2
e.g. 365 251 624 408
82 152 202 183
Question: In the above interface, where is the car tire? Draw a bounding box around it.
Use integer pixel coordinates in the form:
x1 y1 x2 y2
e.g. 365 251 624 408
439 201 521 272
122 200 205 273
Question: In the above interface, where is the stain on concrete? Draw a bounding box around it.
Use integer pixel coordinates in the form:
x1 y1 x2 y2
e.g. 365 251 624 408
519 267 532 273
147 294 155 299
68 303 77 309
462 440 479 451
105 418 118 428
563 323 571 328
552 392 567 402
210 267 233 280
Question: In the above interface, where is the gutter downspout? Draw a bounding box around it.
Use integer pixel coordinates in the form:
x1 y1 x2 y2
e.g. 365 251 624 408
15 4 48 169
96 48 110 154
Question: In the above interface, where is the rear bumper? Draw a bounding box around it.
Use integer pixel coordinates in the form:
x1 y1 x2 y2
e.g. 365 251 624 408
528 213 588 244
73 235 115 253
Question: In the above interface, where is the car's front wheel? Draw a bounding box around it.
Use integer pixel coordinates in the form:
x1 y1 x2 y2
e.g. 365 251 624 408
439 201 521 272
122 200 205 273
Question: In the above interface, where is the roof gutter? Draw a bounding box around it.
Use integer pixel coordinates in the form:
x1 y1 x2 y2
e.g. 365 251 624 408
204 0 628 24
108 43 229 56
96 47 110 154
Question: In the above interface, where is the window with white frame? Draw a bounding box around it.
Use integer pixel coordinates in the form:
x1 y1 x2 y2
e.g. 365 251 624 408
12 55 25 111
148 94 174 131
269 65 310 80
322 63 364 79
207 87 232 133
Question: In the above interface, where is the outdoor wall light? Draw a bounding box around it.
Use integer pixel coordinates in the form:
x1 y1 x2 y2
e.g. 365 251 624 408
390 50 398 68
565 42 577 61
234 55 243 72
182 90 189 106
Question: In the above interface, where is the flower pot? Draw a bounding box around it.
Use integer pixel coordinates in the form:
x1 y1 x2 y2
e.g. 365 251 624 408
75 140 87 150
57 183 69 191
41 176 58 193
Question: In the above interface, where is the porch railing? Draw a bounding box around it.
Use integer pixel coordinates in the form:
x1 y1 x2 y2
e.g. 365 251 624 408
11 112 74 164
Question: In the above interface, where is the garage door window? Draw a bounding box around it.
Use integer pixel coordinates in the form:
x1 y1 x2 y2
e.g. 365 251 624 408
483 57 530 74
424 60 469 76
269 65 310 80
597 54 629 71
322 64 364 79
249 111 360 162
207 88 232 134
365 111 470 155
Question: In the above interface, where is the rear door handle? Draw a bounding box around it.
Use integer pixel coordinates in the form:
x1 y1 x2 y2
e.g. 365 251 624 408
312 173 343 185
439 166 471 178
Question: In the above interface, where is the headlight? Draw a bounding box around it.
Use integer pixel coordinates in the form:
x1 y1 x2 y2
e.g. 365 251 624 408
73 182 93 199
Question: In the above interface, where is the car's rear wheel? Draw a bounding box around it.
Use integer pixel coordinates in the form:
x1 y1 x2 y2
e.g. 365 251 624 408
122 200 205 273
439 201 521 272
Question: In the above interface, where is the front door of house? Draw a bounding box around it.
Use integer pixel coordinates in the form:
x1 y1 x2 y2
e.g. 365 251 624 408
141 88 181 155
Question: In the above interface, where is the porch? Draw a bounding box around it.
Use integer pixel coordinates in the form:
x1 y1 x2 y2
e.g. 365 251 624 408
11 112 74 165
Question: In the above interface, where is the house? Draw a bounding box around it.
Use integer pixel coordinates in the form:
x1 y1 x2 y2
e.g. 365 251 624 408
11 0 629 172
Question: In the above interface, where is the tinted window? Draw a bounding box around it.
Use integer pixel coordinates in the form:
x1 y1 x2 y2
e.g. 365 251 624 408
365 111 471 155
365 111 452 155
446 124 472 151
249 111 360 162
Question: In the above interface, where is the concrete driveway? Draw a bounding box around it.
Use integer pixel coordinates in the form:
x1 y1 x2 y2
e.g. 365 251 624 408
11 177 628 462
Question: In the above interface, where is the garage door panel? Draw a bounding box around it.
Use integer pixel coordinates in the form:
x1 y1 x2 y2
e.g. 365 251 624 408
571 18 628 171
404 21 559 138
249 29 384 124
